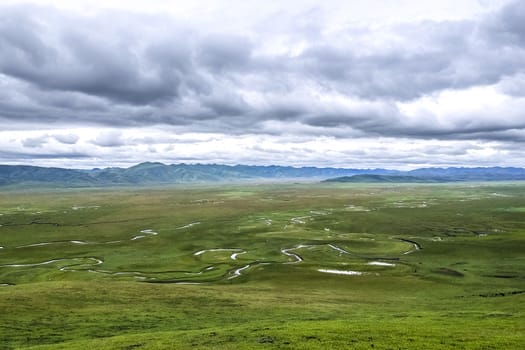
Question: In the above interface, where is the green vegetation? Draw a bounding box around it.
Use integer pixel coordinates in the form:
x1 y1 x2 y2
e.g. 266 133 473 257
323 174 444 183
1 183 524 349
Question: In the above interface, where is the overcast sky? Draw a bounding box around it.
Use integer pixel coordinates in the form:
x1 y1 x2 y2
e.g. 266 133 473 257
1 0 524 169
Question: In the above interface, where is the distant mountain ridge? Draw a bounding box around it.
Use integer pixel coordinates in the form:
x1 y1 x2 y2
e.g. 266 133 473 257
1 162 525 187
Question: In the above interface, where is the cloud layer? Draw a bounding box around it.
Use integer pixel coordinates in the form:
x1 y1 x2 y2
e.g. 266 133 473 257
1 0 524 168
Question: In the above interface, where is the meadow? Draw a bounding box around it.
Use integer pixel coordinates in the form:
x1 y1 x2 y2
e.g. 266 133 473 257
0 182 524 349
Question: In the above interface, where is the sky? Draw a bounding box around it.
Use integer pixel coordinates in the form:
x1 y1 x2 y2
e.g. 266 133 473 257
1 0 524 169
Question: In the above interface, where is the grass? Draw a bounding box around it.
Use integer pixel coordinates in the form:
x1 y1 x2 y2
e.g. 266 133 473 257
0 183 524 349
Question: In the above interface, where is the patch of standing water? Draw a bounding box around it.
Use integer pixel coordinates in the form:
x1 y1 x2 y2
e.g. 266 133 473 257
176 222 201 230
0 257 103 270
310 210 330 215
194 248 243 256
318 269 363 275
60 258 104 271
327 244 352 255
368 261 396 267
71 240 88 244
15 228 159 248
1 259 64 267
344 205 370 212
17 240 86 248
17 242 54 248
391 201 428 208
131 229 158 241
490 193 512 197
281 247 304 263
290 216 311 224
71 205 100 210
280 243 352 264
402 241 421 255
231 251 246 260
228 264 251 279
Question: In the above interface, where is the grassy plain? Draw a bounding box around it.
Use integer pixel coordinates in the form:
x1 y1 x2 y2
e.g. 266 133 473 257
0 183 524 349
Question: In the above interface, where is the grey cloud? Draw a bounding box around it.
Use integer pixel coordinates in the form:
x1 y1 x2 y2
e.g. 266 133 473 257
22 135 48 148
197 34 253 73
302 102 399 130
419 142 483 156
0 1 524 144
496 74 525 97
0 6 198 105
296 18 523 101
0 10 51 68
483 0 525 46
201 90 251 117
453 130 525 143
260 99 310 121
369 117 525 142
53 133 79 144
92 130 125 147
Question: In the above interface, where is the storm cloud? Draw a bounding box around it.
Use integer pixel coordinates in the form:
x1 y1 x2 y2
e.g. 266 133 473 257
1 0 524 168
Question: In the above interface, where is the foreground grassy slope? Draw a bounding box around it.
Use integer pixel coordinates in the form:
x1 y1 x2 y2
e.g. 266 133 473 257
0 183 524 349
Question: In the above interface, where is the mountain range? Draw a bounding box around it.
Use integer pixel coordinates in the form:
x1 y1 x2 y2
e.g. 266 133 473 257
1 162 525 187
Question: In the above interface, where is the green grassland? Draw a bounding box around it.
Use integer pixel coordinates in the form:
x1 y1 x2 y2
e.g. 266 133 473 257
0 183 524 349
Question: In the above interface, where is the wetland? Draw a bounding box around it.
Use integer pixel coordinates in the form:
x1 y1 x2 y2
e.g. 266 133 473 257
0 182 524 349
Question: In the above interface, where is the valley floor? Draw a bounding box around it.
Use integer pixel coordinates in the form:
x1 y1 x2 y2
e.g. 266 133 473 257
0 183 524 349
